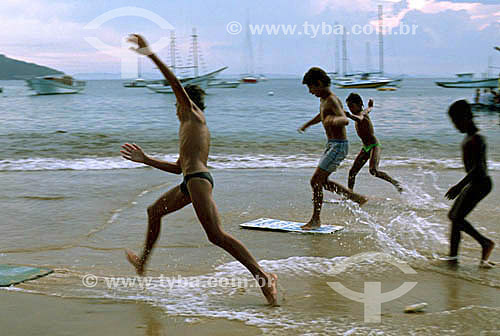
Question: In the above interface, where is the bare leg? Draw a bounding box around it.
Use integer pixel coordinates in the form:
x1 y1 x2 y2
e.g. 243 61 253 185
369 146 403 193
348 149 369 190
448 179 494 263
303 168 368 230
126 185 191 275
324 180 368 205
302 168 328 230
188 178 278 306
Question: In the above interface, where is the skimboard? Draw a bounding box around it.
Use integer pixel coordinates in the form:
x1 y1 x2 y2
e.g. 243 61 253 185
0 264 53 287
239 218 344 234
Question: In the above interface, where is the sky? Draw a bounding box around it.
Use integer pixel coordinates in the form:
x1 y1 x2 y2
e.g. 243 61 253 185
0 0 499 77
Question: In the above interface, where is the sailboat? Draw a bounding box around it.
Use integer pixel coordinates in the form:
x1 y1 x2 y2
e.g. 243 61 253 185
146 29 228 94
207 79 240 88
240 15 259 84
123 57 148 88
147 67 228 93
335 6 402 89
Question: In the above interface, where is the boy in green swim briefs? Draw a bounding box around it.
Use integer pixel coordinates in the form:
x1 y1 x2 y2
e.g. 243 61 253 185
345 93 402 193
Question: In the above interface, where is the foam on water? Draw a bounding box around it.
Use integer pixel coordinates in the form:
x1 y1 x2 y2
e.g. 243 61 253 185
18 254 495 335
1 155 499 171
337 173 450 261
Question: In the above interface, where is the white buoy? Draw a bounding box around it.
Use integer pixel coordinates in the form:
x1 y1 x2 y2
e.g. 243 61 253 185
267 91 274 96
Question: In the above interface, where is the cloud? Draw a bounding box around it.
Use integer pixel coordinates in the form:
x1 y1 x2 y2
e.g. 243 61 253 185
314 0 499 31
434 0 499 4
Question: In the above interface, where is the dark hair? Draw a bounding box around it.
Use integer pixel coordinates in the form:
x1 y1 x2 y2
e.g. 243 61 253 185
302 67 331 87
185 84 206 110
346 93 363 106
448 99 472 121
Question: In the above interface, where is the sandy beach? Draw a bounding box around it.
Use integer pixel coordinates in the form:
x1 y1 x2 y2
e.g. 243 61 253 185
2 167 499 335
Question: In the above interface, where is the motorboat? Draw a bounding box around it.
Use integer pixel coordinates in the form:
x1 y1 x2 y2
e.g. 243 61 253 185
435 73 499 88
26 75 85 95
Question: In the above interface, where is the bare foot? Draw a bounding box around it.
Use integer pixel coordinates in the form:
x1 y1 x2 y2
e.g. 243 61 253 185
343 191 368 205
479 260 496 269
445 256 459 266
301 218 321 230
359 196 369 206
482 240 495 262
260 273 278 306
125 249 144 276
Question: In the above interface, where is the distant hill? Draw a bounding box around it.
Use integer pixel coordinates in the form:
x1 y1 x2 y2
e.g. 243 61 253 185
0 54 63 80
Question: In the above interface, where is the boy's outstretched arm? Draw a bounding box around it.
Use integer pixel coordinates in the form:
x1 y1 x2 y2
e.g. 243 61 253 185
121 143 182 175
128 34 192 117
345 111 363 122
298 113 321 133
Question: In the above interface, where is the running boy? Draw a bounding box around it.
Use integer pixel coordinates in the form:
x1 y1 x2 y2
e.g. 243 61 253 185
344 93 402 192
122 34 277 304
445 100 495 267
299 67 367 230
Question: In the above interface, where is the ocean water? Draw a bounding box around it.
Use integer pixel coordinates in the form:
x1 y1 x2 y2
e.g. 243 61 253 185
1 78 499 171
1 79 499 335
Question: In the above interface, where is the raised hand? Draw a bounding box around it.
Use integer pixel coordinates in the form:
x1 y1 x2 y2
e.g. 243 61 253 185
368 99 374 108
121 143 147 163
127 34 153 56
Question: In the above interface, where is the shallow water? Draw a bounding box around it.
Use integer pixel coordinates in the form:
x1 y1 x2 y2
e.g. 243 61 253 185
1 79 499 335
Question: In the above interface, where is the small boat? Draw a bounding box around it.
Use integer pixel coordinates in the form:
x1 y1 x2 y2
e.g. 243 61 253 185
123 78 148 88
208 80 240 88
26 75 85 95
435 73 499 88
377 87 397 91
241 75 259 83
146 67 228 94
335 73 394 89
123 57 151 88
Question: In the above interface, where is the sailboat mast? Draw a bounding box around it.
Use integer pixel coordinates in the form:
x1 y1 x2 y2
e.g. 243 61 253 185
342 27 347 76
138 56 142 79
335 21 340 74
366 42 371 72
246 13 255 74
378 4 384 75
192 28 199 77
170 31 176 75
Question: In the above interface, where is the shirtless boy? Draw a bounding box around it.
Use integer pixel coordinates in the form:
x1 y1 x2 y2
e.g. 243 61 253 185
121 34 277 305
344 93 402 192
299 67 367 230
445 100 495 267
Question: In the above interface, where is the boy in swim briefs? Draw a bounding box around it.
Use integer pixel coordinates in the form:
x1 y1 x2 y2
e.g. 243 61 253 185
344 93 402 193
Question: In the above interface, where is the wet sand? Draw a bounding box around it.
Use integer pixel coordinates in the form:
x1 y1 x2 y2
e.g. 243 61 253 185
1 290 262 336
1 167 499 335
